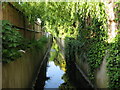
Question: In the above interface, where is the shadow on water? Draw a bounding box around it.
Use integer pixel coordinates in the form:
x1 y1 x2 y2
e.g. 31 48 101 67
34 39 92 89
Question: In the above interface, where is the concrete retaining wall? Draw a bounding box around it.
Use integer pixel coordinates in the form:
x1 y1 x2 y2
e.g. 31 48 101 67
57 38 109 88
2 37 52 88
75 54 109 88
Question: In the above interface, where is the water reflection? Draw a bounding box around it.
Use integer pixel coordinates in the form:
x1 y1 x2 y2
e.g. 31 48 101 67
44 39 77 89
34 39 92 89
44 39 67 88
45 61 64 88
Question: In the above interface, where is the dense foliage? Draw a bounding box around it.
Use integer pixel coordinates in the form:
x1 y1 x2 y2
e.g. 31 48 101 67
106 1 120 88
64 1 108 83
107 34 120 88
2 20 23 63
78 2 108 82
10 1 120 88
2 20 48 63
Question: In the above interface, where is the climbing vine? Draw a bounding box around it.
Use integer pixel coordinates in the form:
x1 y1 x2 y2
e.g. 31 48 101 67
9 1 120 88
65 2 119 88
106 1 120 88
2 20 48 63
2 20 23 63
106 34 120 88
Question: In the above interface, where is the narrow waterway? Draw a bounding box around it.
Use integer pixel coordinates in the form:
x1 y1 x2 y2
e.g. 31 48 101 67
34 39 92 89
43 40 77 89
44 61 64 88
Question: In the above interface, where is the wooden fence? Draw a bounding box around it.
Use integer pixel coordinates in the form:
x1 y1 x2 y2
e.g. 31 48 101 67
2 2 43 40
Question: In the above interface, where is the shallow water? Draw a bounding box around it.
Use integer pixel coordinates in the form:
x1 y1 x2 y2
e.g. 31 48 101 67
44 61 65 88
34 39 92 89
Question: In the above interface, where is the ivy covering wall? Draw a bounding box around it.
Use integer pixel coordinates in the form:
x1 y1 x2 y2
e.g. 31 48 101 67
9 1 120 88
2 20 48 63
106 1 120 88
65 2 120 88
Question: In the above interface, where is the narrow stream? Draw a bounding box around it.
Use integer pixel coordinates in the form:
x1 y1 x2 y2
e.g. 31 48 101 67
43 40 77 89
44 61 64 88
34 39 92 89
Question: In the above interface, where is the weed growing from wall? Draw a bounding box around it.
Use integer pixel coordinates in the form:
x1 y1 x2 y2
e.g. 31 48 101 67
106 1 120 88
12 1 120 88
2 20 23 63
2 20 48 63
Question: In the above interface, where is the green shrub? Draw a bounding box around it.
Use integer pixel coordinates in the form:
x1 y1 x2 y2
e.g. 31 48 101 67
2 20 23 63
2 20 48 63
31 35 48 51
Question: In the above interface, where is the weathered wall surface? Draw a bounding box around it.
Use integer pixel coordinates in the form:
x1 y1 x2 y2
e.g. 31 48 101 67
59 0 118 88
2 2 53 88
57 38 109 88
75 53 109 88
0 3 2 90
0 63 2 89
2 37 52 88
95 58 108 88
2 2 42 40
